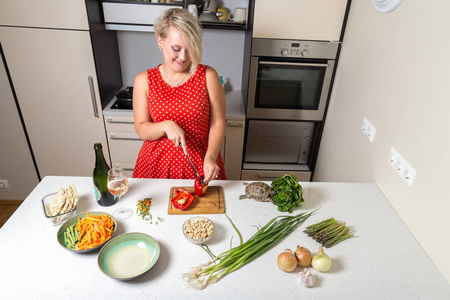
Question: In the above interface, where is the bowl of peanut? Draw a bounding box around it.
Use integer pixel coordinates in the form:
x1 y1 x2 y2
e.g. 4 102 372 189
182 216 215 244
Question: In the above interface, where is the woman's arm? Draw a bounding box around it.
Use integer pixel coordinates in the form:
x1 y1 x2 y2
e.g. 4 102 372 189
203 66 226 182
133 70 187 148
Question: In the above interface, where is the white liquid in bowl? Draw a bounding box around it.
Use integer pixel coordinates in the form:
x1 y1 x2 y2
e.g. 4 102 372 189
108 245 152 277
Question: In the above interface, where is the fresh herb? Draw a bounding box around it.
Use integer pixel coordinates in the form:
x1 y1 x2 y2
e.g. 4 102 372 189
183 211 316 290
304 217 353 248
271 174 304 213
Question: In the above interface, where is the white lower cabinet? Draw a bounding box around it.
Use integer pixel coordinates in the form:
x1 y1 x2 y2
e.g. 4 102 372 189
104 115 141 178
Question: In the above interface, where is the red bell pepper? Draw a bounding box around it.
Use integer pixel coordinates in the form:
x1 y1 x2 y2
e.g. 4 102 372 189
170 188 194 210
194 177 208 197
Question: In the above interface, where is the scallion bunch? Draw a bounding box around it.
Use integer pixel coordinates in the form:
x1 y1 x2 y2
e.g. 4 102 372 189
183 211 315 290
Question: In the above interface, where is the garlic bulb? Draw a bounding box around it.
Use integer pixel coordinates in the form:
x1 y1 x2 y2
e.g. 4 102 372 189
297 269 315 287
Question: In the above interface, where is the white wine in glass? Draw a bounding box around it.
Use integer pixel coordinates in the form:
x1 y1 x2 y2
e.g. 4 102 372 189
107 167 132 220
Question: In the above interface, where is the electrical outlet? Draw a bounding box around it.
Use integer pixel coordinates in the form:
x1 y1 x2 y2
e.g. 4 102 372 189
387 147 417 187
0 180 9 189
361 118 376 142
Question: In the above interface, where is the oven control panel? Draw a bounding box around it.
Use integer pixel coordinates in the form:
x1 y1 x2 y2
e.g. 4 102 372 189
281 47 310 57
281 42 310 57
252 38 339 59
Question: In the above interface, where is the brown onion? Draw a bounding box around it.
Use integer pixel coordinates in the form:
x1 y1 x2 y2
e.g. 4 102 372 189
277 249 297 272
295 245 312 267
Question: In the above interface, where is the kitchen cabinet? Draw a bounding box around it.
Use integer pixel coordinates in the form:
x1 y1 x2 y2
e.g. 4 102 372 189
0 0 89 30
0 27 109 177
0 0 121 180
0 53 40 200
252 0 349 41
104 114 142 178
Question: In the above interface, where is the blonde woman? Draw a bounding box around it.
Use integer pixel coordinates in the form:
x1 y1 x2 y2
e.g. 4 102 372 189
133 8 226 183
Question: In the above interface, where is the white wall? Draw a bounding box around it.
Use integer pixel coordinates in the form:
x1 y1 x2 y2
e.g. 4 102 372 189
314 0 450 283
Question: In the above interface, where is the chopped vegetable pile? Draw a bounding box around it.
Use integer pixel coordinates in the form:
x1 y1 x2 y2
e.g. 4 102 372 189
304 217 354 248
136 197 164 224
64 213 115 250
271 174 304 213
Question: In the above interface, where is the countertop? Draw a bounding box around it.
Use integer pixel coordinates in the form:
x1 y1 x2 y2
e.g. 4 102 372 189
103 90 246 121
1 177 449 299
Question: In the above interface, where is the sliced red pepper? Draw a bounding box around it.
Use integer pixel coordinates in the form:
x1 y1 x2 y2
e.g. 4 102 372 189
170 189 194 210
194 177 208 197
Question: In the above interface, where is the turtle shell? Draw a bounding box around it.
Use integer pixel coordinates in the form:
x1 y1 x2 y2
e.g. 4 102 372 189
244 182 271 202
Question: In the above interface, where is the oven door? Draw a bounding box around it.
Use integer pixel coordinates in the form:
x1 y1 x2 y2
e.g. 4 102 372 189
243 120 315 171
247 57 335 120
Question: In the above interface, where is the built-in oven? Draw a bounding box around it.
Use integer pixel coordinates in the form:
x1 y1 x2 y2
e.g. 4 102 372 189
242 39 339 181
247 39 338 121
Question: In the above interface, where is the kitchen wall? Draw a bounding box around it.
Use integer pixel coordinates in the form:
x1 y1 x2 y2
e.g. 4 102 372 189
117 29 246 90
314 0 450 283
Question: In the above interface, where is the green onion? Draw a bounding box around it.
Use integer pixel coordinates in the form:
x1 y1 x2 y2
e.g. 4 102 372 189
182 211 316 289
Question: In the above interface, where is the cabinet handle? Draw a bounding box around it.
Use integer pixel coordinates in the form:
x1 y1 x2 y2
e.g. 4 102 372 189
88 75 99 118
227 122 244 127
107 119 134 124
110 135 142 141
260 61 328 68
123 168 134 171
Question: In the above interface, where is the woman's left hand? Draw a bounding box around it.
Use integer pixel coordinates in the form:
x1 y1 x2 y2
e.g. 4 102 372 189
203 156 220 183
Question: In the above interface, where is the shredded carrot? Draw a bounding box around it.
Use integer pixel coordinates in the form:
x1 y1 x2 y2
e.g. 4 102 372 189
75 213 115 250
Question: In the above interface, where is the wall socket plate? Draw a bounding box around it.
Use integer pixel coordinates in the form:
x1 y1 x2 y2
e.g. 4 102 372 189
361 118 376 142
0 180 9 189
387 147 417 187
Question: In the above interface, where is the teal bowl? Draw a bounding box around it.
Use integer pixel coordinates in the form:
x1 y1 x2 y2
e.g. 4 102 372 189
98 232 160 280
57 211 117 253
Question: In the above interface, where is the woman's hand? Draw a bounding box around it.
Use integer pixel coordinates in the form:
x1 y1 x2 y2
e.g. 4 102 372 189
203 155 220 183
162 120 187 153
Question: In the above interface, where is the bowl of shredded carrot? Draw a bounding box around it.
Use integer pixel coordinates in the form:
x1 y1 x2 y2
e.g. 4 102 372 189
57 211 117 253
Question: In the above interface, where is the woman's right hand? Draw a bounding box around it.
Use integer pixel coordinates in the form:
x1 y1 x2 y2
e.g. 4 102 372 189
162 120 187 153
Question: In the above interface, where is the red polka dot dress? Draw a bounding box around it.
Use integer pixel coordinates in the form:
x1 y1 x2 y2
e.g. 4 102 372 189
133 64 227 180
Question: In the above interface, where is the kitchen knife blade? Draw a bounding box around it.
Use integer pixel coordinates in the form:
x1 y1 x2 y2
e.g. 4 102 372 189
180 143 203 183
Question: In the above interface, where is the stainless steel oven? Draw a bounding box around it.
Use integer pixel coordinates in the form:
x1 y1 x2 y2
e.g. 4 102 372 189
247 39 338 121
242 39 339 181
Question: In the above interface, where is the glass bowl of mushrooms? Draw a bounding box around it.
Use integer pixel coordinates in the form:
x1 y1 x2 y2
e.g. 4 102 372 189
182 216 215 244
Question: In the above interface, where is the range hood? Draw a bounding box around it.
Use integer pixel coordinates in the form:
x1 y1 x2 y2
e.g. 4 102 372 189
102 1 182 32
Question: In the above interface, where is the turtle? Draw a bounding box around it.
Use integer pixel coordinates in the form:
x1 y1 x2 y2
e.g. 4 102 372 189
239 182 276 204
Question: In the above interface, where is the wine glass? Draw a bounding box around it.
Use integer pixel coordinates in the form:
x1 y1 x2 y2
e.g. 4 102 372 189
107 167 133 220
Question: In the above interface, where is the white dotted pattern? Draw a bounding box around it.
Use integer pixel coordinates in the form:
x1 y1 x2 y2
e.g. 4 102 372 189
133 64 226 179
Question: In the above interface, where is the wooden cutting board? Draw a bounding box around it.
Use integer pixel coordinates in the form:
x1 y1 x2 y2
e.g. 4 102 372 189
167 186 225 215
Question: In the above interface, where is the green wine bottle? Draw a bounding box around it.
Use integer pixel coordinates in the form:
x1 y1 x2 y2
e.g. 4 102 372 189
93 143 117 207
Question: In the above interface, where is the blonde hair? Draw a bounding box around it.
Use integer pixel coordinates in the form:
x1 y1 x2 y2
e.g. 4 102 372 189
155 8 203 72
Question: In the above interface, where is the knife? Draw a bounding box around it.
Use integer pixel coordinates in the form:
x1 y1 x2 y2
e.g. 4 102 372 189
180 143 203 183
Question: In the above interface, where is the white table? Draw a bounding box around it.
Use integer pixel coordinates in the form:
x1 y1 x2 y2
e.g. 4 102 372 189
1 176 449 299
